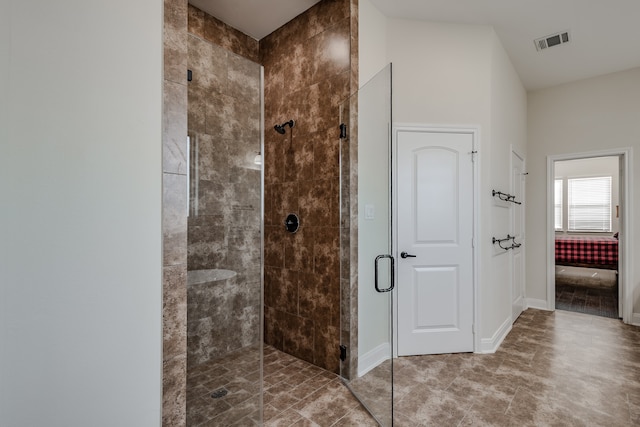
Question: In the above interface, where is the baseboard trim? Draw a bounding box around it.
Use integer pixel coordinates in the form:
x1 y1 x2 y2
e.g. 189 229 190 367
478 316 511 354
526 298 550 311
358 342 390 378
632 313 640 327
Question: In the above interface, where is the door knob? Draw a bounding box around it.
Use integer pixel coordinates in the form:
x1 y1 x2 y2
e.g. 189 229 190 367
400 251 416 258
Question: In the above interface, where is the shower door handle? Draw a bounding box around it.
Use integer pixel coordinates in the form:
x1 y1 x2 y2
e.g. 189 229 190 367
374 254 395 293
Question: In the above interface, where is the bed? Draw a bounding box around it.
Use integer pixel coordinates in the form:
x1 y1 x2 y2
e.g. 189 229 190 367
555 235 618 270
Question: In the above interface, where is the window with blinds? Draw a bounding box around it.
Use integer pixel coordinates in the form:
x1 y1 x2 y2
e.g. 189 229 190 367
554 179 563 230
567 176 612 232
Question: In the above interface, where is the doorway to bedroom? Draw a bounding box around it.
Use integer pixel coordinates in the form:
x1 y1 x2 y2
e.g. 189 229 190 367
549 151 631 321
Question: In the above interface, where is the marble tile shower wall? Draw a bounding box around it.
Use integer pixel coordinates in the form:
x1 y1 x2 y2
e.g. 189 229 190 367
187 5 259 64
261 0 354 374
163 0 188 425
344 0 359 381
186 24 262 366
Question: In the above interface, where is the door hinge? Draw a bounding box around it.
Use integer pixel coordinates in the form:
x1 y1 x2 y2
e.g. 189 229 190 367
471 150 477 162
472 324 475 334
339 345 347 362
339 123 347 139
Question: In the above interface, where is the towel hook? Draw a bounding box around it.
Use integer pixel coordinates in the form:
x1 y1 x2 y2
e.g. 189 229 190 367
492 190 522 205
492 234 521 250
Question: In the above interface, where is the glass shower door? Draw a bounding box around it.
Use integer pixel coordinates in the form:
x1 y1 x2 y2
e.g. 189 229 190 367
186 34 264 425
340 64 393 426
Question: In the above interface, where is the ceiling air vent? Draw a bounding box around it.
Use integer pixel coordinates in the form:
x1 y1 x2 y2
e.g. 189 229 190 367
534 30 570 52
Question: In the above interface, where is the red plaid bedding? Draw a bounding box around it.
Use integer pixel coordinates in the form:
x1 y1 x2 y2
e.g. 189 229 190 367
555 235 618 269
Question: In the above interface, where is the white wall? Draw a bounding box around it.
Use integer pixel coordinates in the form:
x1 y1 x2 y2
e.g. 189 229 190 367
527 68 640 316
359 7 527 350
387 20 528 346
0 1 10 418
486 31 527 343
555 156 620 234
387 20 493 126
0 1 163 425
387 20 495 345
359 0 387 88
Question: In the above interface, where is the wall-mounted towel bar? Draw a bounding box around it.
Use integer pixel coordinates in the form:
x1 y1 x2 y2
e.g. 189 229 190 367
492 234 521 251
492 190 521 205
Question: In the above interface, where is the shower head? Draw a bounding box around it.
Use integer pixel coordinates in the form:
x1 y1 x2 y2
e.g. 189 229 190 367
274 119 295 134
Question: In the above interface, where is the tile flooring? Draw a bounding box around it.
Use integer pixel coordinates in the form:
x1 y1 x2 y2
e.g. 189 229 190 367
556 266 618 318
556 283 619 318
186 344 262 426
188 309 640 426
392 309 640 425
263 346 377 426
186 344 375 426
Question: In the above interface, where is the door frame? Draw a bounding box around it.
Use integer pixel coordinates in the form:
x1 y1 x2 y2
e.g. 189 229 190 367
392 124 480 355
510 146 526 322
546 148 634 323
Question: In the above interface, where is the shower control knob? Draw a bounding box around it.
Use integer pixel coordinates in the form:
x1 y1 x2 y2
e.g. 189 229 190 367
284 213 300 233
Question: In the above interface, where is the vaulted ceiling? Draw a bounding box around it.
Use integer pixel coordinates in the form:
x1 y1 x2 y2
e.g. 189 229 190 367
190 0 640 90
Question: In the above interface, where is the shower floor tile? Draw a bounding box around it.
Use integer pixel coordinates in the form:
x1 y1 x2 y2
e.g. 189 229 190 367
262 345 377 426
186 344 376 426
187 344 262 426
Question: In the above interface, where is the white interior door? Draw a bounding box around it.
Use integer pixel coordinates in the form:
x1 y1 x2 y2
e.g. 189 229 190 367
511 150 525 322
396 129 474 356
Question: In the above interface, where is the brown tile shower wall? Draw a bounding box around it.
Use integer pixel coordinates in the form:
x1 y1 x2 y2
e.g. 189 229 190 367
163 0 188 425
261 0 355 374
186 6 262 366
187 5 259 63
343 0 359 381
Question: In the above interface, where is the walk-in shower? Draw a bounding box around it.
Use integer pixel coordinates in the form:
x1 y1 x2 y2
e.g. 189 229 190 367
180 0 371 424
185 27 264 426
